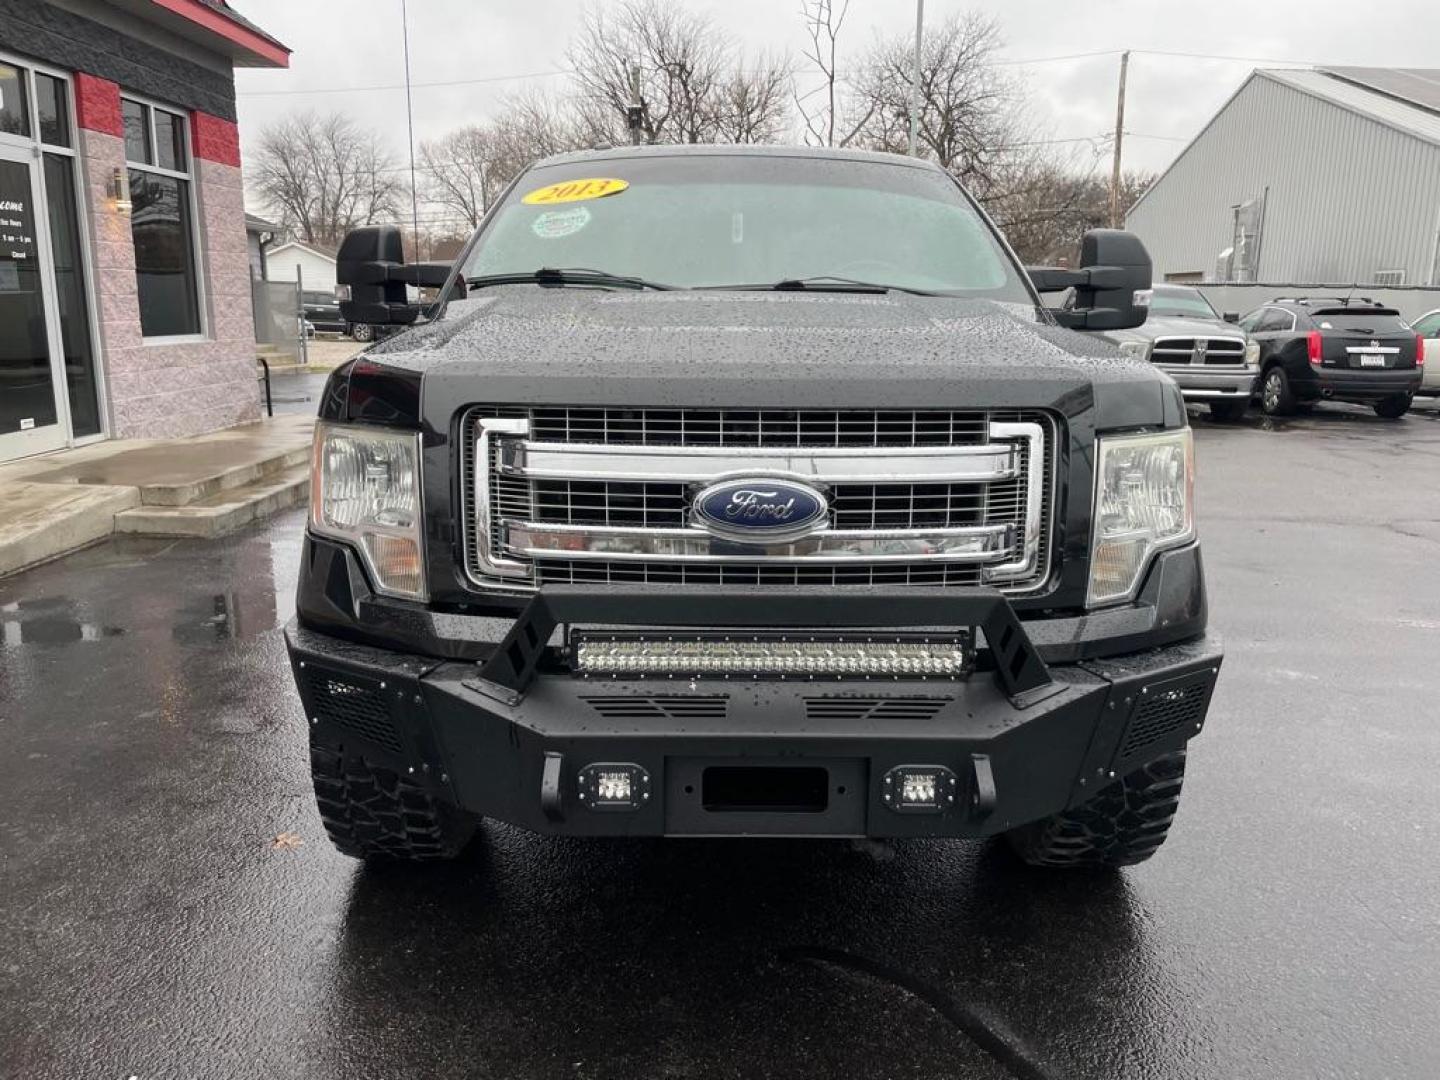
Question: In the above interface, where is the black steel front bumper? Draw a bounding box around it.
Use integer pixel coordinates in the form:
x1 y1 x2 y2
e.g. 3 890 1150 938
285 585 1222 839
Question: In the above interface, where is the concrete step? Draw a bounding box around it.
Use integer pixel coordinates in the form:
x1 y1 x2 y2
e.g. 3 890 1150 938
19 415 315 508
113 464 310 538
136 445 310 507
0 482 141 577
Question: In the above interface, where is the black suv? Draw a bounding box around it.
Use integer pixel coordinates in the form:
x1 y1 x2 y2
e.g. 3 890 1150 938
1241 298 1422 418
287 146 1222 871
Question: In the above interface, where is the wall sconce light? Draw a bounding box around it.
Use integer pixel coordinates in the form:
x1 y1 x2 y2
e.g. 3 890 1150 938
107 167 132 215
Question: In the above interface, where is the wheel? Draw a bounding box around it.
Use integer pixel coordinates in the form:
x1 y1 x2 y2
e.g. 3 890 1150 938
1208 398 1248 421
1004 751 1187 868
1373 393 1412 419
1260 366 1295 416
310 747 476 860
350 323 374 342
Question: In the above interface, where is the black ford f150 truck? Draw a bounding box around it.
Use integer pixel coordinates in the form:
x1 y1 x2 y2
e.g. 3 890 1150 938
287 146 1222 870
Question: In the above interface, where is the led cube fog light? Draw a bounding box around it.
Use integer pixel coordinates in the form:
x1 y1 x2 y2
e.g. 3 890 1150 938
577 762 651 811
881 765 958 814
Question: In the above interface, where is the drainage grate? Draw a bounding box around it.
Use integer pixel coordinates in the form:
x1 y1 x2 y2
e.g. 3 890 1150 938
804 698 951 724
307 671 402 752
581 696 728 722
1119 682 1208 758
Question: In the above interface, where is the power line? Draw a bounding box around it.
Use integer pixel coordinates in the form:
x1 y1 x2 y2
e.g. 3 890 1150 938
238 69 575 97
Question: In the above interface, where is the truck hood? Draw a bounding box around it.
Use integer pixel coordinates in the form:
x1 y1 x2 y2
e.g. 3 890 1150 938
328 287 1185 432
1101 313 1246 345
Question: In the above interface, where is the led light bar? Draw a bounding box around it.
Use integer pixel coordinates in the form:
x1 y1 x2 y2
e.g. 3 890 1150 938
571 633 972 679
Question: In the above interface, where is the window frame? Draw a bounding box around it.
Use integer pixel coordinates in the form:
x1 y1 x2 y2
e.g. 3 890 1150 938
1255 306 1297 333
121 91 207 344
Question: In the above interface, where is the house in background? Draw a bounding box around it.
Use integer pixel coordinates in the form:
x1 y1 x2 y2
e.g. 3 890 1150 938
266 239 338 295
245 211 279 281
0 0 288 463
1126 67 1440 287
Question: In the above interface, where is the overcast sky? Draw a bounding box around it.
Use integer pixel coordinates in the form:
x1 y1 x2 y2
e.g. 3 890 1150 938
232 0 1440 219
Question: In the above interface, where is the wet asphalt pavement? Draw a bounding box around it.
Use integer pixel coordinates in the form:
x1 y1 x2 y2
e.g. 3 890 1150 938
3 401 1439 1079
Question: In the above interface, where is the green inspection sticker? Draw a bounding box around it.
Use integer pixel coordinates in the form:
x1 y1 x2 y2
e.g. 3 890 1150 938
531 206 592 239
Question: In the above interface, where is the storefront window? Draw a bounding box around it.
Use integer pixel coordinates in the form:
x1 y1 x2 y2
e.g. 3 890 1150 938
44 153 99 436
122 98 149 162
35 74 69 148
123 97 201 338
0 62 29 137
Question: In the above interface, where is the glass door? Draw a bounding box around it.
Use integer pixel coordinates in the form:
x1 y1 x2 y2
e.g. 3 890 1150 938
0 141 67 459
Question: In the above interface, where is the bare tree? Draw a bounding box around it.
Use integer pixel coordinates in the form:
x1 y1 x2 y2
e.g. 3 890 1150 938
991 163 1157 265
847 13 1027 197
568 0 790 145
712 52 791 144
419 127 493 230
420 91 589 229
249 111 407 248
794 0 870 147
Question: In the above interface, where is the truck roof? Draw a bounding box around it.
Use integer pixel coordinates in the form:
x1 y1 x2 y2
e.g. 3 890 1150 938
531 142 947 173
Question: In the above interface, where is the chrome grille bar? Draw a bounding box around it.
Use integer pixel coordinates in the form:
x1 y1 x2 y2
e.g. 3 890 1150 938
499 441 1021 483
503 521 1014 564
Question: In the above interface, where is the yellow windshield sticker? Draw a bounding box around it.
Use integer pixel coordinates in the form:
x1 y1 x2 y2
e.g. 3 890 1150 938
522 177 629 205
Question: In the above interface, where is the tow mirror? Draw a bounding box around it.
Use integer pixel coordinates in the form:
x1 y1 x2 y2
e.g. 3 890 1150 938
336 224 465 328
1026 229 1153 331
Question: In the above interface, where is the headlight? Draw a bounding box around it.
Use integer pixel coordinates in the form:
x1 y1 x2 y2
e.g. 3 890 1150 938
1117 340 1150 360
1244 340 1260 366
310 422 426 600
1088 429 1194 607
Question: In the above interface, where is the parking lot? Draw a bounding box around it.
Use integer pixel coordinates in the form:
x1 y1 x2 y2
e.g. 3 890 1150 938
2 400 1438 1080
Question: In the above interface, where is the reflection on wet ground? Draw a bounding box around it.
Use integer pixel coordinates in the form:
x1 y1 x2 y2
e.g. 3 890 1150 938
3 406 1440 1078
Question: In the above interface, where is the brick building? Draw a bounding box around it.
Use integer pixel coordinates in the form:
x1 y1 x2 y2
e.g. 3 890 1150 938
0 0 288 461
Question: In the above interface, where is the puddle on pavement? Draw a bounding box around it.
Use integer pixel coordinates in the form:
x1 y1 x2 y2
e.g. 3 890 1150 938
0 598 126 646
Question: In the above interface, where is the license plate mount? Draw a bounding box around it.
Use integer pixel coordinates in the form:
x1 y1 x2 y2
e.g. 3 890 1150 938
1359 354 1387 367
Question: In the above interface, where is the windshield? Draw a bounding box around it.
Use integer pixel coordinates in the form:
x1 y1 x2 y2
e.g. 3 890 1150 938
461 153 1032 300
1150 287 1219 319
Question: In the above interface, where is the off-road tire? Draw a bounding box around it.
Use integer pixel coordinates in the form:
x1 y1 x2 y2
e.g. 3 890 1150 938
1004 751 1187 869
1373 393 1412 419
1260 366 1295 416
310 747 475 860
1208 398 1248 422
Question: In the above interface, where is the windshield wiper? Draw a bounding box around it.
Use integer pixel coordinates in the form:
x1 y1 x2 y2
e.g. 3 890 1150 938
465 267 674 291
699 276 939 297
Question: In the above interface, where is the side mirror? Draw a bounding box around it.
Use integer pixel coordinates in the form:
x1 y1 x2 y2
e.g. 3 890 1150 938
1026 229 1153 331
336 225 464 328
1223 311 1240 324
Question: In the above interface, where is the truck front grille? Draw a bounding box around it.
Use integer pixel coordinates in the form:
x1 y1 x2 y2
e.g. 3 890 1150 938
461 407 1057 594
1150 336 1248 367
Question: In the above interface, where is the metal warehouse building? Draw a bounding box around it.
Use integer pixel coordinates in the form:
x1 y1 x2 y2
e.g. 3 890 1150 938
1126 68 1440 286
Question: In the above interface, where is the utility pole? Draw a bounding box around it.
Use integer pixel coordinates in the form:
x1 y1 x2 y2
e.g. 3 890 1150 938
626 61 644 146
907 0 924 156
401 0 420 257
1109 49 1130 229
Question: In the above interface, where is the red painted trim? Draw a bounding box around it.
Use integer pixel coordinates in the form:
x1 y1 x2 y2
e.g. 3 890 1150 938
147 0 290 67
73 73 123 136
191 111 241 167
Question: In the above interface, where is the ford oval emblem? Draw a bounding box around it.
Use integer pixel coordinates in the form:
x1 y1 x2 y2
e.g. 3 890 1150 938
691 477 829 543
